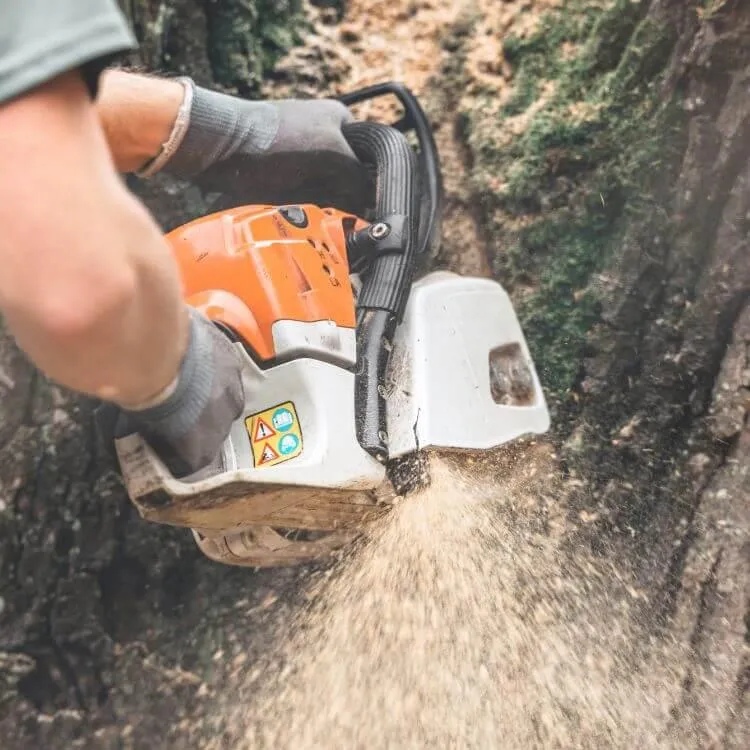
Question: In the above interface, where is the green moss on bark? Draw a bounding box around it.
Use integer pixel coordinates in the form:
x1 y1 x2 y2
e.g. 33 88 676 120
204 0 307 95
120 0 307 95
459 0 684 400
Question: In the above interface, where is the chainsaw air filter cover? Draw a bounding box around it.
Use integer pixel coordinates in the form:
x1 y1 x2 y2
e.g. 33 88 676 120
169 203 368 366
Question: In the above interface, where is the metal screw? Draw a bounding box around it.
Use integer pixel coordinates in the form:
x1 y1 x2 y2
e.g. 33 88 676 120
370 222 390 239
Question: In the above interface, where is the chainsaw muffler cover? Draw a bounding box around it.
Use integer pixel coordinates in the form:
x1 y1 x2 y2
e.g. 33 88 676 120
385 270 550 459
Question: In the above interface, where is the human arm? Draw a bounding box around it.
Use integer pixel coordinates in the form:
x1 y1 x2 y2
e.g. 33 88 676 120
0 68 190 408
93 68 186 174
0 0 192 408
0 67 245 476
0 1 244 476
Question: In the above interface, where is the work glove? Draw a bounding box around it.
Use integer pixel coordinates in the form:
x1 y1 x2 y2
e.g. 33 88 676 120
161 81 372 215
97 307 245 479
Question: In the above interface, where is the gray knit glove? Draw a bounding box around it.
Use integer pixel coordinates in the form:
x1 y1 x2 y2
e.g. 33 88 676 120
100 307 245 479
163 83 371 215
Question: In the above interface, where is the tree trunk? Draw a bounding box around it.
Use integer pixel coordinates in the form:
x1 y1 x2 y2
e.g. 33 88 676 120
431 0 750 744
0 0 747 748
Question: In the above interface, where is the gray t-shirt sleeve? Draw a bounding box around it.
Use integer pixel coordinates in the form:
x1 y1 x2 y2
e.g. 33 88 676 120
0 0 137 104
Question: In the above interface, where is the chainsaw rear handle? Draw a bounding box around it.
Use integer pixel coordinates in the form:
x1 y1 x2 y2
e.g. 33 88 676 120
337 83 443 460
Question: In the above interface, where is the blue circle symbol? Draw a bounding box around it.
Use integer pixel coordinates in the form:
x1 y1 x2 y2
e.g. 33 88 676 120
272 407 294 431
278 434 299 455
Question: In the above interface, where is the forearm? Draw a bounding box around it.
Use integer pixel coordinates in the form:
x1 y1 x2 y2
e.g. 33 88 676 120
95 68 185 174
0 70 189 408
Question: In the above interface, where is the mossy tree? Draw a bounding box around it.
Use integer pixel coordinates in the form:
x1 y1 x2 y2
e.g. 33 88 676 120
430 1 750 743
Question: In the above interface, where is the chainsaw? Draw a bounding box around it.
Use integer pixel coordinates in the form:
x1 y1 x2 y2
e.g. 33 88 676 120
111 83 550 567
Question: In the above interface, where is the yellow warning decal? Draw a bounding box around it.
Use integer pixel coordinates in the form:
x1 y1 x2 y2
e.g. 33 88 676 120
245 401 303 468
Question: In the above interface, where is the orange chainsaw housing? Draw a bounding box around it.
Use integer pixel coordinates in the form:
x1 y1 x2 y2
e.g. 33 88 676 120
164 204 369 361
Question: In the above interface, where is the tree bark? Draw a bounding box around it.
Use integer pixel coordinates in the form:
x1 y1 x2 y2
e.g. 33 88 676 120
430 0 750 744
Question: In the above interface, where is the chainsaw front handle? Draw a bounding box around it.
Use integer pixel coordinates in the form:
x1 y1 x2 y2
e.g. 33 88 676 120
341 121 417 319
336 83 444 460
339 120 415 459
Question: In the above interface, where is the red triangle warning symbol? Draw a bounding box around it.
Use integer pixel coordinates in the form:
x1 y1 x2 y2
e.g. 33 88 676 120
259 443 279 464
253 418 275 442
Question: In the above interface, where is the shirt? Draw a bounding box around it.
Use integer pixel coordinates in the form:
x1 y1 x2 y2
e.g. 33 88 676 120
0 0 137 103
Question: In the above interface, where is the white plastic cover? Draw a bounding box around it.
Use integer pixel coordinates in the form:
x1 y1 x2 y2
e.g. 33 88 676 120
115 334 386 504
385 271 550 458
115 271 550 514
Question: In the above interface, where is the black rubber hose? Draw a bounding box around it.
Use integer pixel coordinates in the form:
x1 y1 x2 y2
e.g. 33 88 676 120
342 121 419 458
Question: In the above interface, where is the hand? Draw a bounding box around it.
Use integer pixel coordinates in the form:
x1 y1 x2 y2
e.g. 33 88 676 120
163 83 372 215
98 307 245 479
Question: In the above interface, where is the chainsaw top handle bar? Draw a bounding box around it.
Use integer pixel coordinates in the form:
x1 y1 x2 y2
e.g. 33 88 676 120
338 81 443 262
335 82 444 460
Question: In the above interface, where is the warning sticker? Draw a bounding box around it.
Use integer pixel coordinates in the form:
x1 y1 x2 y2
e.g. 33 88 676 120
253 418 275 442
259 443 279 464
246 401 303 468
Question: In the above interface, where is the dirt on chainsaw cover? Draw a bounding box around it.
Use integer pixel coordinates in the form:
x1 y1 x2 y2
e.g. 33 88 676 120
207 451 687 749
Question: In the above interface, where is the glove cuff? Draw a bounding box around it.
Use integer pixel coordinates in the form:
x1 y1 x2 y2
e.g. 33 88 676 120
163 82 280 180
135 76 195 179
123 308 215 439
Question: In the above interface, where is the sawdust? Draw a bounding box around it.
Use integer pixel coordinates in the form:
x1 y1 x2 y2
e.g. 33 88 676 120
207 452 686 749
463 0 562 96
